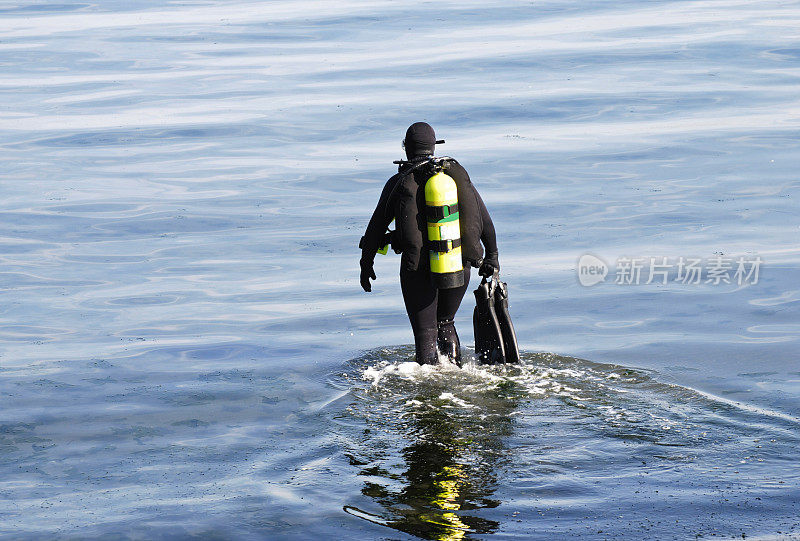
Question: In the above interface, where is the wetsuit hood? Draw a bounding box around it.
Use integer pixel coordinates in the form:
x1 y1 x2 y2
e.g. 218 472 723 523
404 122 437 160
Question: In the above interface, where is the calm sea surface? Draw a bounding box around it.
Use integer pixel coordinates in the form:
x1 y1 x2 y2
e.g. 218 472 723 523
1 1 799 539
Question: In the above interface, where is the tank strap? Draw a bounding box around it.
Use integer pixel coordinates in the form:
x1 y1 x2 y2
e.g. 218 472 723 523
425 202 459 221
383 158 434 216
428 238 462 252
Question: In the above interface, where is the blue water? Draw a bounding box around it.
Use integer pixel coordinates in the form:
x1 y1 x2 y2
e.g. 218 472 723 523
1 1 799 539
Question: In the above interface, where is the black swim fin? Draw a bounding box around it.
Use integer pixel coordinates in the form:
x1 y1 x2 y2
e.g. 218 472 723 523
473 276 505 364
494 278 520 364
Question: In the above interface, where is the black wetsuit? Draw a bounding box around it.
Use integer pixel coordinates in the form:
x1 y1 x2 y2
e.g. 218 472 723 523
360 158 498 365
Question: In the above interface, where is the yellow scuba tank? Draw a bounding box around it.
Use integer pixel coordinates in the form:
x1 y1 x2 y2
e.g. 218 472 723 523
425 169 464 289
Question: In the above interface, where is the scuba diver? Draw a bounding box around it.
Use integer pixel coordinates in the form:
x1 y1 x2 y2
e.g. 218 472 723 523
359 122 499 366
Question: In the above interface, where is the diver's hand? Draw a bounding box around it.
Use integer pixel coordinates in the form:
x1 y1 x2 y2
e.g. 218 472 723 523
360 259 376 292
478 252 499 278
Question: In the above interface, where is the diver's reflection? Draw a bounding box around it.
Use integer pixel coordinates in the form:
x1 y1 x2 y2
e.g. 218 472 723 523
347 384 517 540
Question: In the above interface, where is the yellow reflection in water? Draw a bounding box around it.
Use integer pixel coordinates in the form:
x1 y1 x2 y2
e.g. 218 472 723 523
346 380 518 540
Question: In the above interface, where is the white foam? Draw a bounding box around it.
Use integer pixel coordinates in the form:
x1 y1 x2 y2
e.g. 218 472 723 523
438 392 474 408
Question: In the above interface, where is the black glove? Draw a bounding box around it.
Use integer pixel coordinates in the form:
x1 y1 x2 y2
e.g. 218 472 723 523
360 258 376 292
478 252 499 278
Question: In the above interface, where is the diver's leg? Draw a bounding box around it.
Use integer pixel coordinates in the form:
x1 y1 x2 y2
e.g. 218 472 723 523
436 319 460 366
400 268 439 365
436 267 471 365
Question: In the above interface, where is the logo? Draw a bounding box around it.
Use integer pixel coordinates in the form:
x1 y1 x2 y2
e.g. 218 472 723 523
575 254 762 287
577 254 608 286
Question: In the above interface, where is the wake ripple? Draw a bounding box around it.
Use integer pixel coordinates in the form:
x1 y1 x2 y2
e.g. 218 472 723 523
330 348 800 540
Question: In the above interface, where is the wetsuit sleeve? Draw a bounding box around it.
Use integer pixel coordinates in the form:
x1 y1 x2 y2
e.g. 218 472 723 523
360 177 396 263
475 189 498 256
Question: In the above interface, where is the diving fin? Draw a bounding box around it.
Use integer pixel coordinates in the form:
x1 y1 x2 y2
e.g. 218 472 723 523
494 278 520 363
473 276 505 364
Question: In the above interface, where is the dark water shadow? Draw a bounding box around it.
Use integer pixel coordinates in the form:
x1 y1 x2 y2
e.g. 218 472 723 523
335 347 525 540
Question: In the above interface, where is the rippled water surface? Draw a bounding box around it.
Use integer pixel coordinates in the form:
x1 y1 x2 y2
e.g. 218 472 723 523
1 0 799 539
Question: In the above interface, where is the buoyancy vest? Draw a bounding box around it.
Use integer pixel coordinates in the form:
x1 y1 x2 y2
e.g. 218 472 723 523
389 158 483 272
